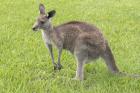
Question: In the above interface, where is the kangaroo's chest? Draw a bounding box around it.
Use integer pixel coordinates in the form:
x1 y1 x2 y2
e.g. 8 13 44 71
42 31 51 45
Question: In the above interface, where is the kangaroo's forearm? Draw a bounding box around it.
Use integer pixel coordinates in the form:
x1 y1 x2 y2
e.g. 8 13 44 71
47 44 55 65
57 47 62 65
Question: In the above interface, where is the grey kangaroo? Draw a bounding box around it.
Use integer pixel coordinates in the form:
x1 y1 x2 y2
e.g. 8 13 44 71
32 4 119 80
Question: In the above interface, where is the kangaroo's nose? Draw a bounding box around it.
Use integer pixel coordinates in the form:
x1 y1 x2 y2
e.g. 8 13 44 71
32 27 36 31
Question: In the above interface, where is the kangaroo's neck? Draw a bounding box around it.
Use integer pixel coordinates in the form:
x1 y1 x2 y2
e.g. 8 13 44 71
42 25 54 45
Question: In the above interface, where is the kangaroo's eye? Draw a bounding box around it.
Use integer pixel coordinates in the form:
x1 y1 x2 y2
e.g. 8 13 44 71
40 21 45 24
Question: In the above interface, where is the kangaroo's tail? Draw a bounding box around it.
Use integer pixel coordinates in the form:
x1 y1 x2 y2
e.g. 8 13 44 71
101 42 119 73
102 42 140 78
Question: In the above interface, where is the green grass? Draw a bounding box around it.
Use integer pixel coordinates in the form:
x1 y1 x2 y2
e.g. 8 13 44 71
0 0 140 93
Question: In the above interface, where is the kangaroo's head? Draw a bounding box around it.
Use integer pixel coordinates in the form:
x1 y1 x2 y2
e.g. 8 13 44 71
32 4 56 31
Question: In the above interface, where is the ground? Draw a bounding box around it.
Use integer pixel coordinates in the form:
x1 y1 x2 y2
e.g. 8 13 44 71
0 0 140 93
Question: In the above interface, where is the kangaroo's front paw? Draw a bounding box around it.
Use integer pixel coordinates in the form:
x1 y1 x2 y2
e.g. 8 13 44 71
54 64 57 70
54 64 63 70
57 64 63 70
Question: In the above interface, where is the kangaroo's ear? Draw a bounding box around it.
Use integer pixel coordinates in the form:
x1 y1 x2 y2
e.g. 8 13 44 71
39 4 45 14
47 10 56 19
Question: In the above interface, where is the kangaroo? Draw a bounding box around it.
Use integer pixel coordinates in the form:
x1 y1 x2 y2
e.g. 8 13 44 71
32 4 119 80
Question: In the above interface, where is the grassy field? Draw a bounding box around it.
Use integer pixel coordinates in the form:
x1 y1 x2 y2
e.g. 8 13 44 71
0 0 140 93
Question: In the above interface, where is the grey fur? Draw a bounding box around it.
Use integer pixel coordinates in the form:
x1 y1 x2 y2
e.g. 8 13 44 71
32 4 119 80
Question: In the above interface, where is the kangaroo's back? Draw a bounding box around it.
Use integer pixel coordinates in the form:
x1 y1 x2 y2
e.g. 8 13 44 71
55 21 100 32
54 21 104 53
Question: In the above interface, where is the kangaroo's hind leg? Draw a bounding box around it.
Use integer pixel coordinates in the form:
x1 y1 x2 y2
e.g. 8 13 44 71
74 50 88 80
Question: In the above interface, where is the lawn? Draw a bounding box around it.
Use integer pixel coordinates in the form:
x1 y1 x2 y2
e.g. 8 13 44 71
0 0 140 93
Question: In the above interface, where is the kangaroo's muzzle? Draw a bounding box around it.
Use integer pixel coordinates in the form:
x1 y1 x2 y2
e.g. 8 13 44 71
32 27 38 31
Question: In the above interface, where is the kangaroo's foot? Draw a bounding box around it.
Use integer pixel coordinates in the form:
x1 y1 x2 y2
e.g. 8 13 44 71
111 69 120 74
54 63 63 70
72 76 84 81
